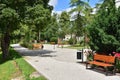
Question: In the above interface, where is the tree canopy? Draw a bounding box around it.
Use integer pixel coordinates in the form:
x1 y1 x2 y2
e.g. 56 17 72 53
88 0 120 54
0 0 52 60
59 11 70 39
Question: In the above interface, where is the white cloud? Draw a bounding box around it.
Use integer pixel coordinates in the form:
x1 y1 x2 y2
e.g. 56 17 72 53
49 0 58 7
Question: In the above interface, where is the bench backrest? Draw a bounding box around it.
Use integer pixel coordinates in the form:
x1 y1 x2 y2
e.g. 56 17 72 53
94 53 115 64
33 44 41 48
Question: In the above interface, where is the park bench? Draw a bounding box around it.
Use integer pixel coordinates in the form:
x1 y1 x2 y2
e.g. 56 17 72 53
32 44 43 49
86 53 116 75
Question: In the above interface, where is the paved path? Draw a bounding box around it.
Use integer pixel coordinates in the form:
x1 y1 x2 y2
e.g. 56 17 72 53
11 44 120 80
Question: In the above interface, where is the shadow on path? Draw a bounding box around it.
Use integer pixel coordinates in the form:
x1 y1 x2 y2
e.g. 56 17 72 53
12 44 57 57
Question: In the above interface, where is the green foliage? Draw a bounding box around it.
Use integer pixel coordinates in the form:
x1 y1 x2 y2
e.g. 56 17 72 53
0 0 52 59
44 13 59 41
66 45 84 50
68 38 74 45
15 57 35 79
0 0 25 33
0 49 46 80
0 0 26 59
88 0 120 54
31 76 47 80
0 60 16 80
70 0 91 37
70 0 89 7
50 37 58 44
116 59 120 72
79 39 84 46
58 11 70 39
116 47 120 52
20 42 33 49
72 44 81 47
25 3 52 41
26 4 50 27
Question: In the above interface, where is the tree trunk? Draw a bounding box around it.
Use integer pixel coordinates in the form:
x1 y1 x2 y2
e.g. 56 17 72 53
37 30 41 42
1 32 10 60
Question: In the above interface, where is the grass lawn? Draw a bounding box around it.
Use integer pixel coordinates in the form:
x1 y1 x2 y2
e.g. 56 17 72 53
0 48 47 80
66 46 84 50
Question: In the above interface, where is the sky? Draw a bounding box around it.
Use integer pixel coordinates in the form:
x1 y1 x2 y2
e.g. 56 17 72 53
49 0 100 12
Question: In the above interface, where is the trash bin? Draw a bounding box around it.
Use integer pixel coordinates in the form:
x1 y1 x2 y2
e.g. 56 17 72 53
77 51 82 59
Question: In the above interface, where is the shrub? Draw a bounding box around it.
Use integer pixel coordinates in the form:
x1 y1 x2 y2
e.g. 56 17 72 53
50 37 57 44
79 40 84 46
68 38 74 45
88 1 120 54
20 42 33 49
117 47 120 52
116 59 120 72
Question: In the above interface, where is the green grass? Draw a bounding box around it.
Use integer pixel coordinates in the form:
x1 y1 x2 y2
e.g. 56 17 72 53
66 46 84 50
0 49 47 80
65 45 85 50
31 76 47 80
0 60 16 80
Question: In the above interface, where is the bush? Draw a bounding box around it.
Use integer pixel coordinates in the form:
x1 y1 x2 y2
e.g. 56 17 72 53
88 1 120 54
117 47 120 52
72 44 81 47
79 40 84 46
68 38 74 45
50 37 57 44
116 58 120 72
20 42 33 49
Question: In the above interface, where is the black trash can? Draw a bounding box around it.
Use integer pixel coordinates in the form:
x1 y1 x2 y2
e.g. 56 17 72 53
77 51 82 59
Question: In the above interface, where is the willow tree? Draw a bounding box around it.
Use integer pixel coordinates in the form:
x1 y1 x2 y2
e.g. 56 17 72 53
88 0 120 55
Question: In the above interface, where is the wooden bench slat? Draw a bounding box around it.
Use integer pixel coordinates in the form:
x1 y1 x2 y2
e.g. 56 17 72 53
94 54 115 63
86 53 116 75
33 44 43 49
88 61 114 67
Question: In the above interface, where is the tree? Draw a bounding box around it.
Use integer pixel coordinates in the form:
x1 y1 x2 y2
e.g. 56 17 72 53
88 0 120 55
0 0 26 60
58 11 70 39
70 0 91 44
0 0 52 60
43 13 59 41
26 4 52 42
